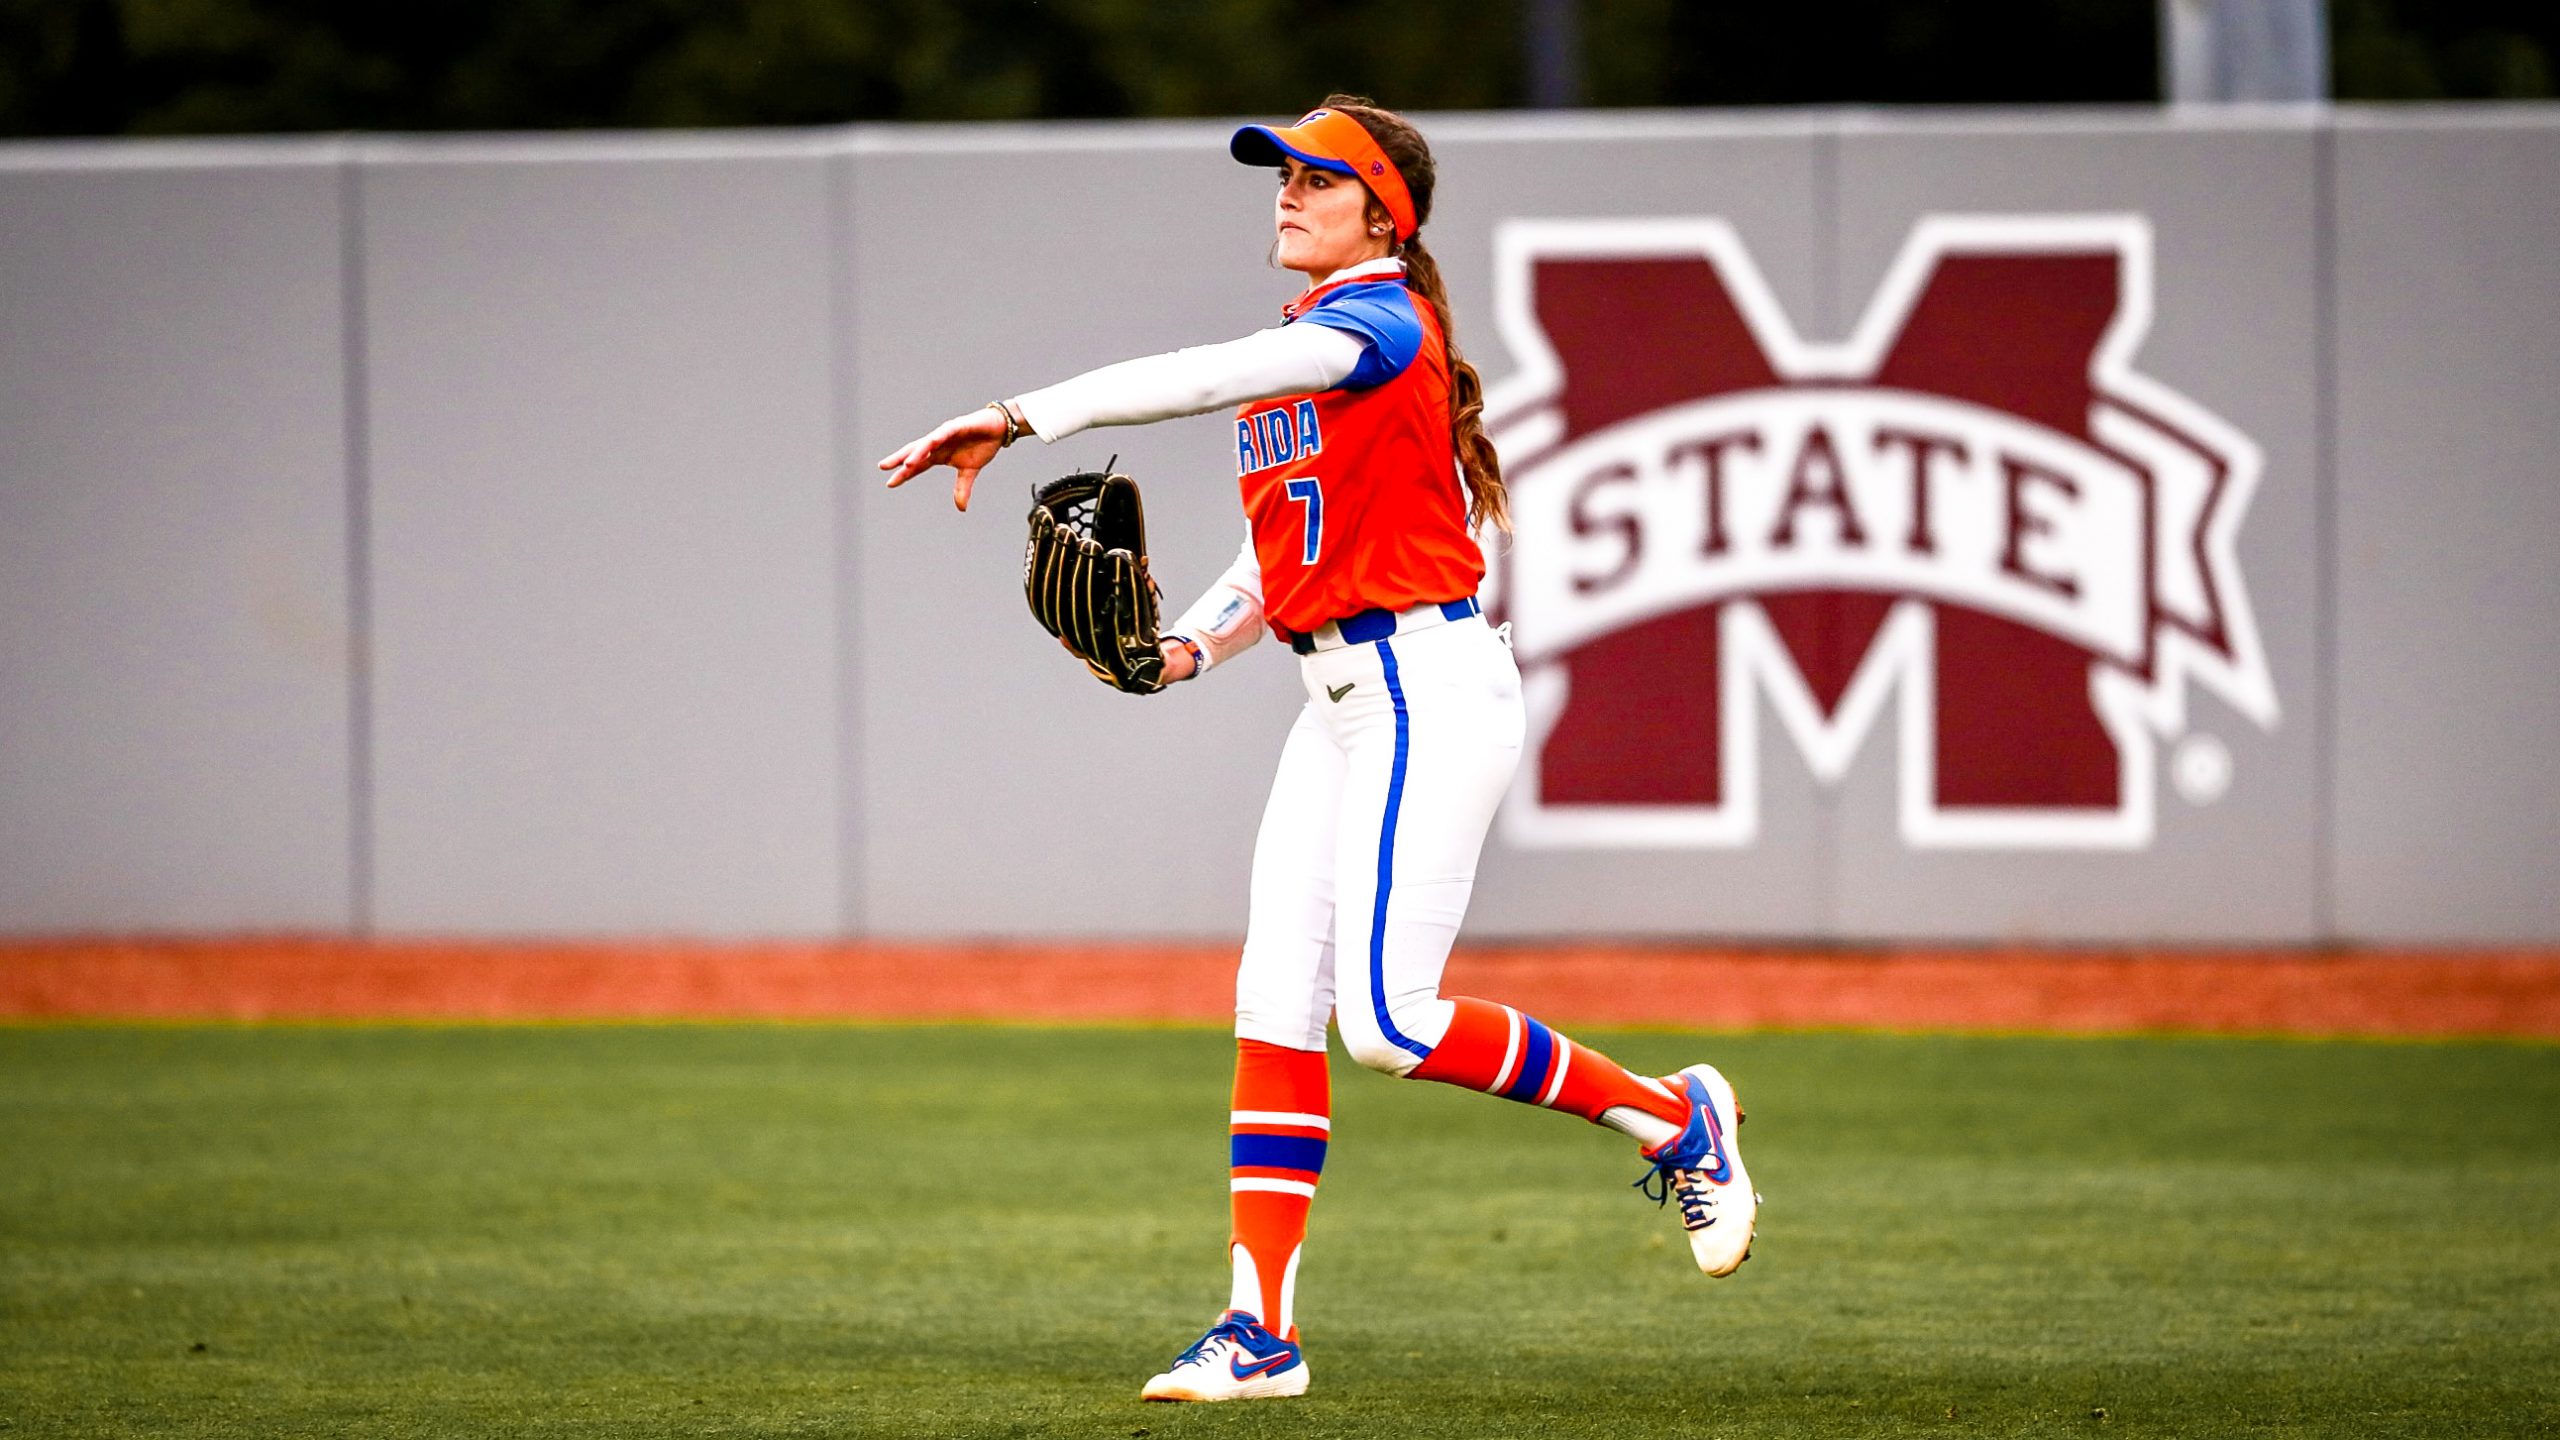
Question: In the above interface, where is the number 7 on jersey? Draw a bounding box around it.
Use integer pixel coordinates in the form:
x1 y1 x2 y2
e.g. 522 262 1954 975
1285 476 1324 564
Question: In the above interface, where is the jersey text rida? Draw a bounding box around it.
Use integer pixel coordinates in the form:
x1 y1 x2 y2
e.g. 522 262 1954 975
1237 400 1325 475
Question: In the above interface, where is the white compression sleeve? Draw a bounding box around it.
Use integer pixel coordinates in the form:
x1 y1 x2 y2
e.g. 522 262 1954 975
1013 324 1367 442
1164 536 1266 674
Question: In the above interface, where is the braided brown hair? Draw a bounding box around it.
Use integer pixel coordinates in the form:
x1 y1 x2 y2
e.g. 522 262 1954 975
1318 94 1511 534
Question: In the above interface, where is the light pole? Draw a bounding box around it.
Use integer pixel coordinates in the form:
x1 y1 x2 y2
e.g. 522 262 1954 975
1524 0 1583 109
2161 0 2330 103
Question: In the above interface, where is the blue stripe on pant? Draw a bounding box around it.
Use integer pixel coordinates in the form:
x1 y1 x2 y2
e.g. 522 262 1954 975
1368 639 1434 1062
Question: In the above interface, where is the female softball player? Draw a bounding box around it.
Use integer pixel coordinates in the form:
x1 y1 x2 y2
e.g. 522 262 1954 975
880 96 1756 1404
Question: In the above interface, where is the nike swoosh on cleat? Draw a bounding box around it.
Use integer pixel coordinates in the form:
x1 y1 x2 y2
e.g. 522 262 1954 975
1230 1350 1298 1381
1690 1080 1734 1184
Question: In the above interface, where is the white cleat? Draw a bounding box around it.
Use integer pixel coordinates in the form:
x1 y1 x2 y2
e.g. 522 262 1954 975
1139 1310 1310 1403
1634 1063 1758 1277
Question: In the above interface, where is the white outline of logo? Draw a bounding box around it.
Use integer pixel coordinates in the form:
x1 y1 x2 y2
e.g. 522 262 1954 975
1482 215 2280 850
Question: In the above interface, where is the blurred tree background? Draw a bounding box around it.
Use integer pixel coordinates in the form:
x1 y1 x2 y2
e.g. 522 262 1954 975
1 0 2551 138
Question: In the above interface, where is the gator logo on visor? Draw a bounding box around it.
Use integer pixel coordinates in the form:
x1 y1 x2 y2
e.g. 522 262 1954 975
1481 216 2279 850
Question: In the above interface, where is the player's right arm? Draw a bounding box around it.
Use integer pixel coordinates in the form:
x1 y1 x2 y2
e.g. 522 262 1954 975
1011 325 1365 440
876 325 1367 512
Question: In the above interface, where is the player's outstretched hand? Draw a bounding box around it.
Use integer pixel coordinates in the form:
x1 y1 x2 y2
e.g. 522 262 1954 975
877 407 1008 511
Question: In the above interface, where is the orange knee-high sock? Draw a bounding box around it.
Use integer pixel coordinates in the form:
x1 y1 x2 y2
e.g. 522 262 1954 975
1408 996 1688 1128
1227 1038 1329 1335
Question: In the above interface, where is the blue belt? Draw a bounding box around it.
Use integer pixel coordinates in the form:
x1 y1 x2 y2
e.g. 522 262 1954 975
1290 597 1482 655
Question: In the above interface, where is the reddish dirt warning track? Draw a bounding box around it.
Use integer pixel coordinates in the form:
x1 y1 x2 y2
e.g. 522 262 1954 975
4 937 2558 1038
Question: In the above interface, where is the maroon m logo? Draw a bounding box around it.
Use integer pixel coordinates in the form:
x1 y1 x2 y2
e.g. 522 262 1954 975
1483 217 2276 849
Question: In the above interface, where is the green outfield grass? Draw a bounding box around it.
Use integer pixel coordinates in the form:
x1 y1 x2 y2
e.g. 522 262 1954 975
2 1024 2555 1438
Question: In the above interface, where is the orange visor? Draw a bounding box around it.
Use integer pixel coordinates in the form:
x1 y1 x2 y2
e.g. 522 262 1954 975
1231 107 1418 242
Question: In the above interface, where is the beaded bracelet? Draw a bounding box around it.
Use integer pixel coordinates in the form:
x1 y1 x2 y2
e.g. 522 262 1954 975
986 399 1025 447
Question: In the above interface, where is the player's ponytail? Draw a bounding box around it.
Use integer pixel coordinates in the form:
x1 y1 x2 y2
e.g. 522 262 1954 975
1398 238 1510 535
1323 96 1513 535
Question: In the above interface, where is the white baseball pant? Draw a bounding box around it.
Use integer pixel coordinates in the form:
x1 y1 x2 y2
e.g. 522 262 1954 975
1233 612 1524 1071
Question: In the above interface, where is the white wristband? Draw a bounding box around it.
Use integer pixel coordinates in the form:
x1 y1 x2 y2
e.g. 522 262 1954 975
1169 634 1210 677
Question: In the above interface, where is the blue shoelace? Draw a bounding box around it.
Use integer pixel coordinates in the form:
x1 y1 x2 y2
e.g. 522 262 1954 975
1631 1161 1675 1206
1632 1159 1713 1230
1171 1315 1263 1367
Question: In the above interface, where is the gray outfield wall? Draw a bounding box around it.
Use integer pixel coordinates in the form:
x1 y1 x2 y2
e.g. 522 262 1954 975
1 108 2554 944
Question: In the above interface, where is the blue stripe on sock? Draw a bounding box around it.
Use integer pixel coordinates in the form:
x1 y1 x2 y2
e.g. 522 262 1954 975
1371 640 1432 1061
1230 1132 1328 1174
1500 1016 1557 1102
